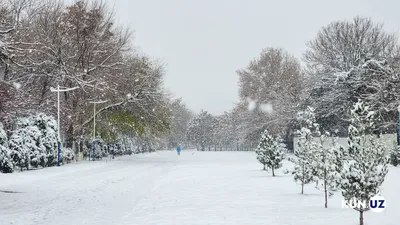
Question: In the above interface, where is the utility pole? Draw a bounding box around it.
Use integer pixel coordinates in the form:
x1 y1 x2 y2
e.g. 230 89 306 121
50 85 79 166
88 100 108 161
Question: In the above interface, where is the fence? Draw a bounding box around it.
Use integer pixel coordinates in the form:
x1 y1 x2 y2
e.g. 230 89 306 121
195 145 255 152
293 133 397 154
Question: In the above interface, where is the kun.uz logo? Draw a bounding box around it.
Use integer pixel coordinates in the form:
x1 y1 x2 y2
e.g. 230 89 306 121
342 195 386 212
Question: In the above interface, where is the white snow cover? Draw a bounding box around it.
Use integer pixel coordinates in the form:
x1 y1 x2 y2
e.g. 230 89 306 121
0 151 399 225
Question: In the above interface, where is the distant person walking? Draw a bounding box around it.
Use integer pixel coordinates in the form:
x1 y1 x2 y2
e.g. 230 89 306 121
177 145 181 155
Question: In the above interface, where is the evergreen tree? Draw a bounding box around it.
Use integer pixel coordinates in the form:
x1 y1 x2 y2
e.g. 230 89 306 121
389 145 400 166
30 113 58 167
340 100 389 225
255 145 267 171
8 113 58 170
292 106 319 194
313 132 344 208
0 122 13 173
256 129 285 176
9 124 42 170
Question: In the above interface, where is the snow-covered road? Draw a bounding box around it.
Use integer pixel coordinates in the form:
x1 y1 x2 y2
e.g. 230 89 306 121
0 150 399 225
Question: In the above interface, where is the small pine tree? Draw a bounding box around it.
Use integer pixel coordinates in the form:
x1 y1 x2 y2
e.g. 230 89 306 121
256 130 268 171
340 100 389 225
389 145 400 166
313 132 344 208
256 130 286 176
292 106 319 194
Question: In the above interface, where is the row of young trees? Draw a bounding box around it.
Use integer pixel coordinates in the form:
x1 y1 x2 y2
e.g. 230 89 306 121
185 16 400 152
0 0 198 159
255 102 389 225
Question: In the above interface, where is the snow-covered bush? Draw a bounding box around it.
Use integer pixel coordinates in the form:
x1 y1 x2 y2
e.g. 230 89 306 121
9 122 43 170
102 145 109 157
8 113 58 170
90 138 104 161
31 113 58 167
0 123 13 173
82 141 91 159
122 137 135 155
340 101 389 225
61 147 75 164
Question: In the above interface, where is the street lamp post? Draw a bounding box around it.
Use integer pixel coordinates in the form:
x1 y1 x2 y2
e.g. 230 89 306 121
50 85 79 166
88 100 108 161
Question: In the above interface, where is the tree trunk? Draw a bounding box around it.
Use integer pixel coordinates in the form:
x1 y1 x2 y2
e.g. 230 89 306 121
359 211 364 225
263 164 266 171
301 165 305 194
66 123 74 148
272 167 275 176
324 169 328 208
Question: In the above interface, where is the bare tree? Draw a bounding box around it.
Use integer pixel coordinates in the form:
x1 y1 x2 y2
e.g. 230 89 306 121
0 0 173 153
303 16 400 134
304 16 399 75
236 47 304 147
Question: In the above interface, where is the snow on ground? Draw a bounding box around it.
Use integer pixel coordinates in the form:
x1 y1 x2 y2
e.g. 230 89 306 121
0 150 399 225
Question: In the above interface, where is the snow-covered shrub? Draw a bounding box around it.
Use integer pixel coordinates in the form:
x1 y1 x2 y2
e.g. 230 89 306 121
115 143 123 156
30 113 58 167
82 141 90 159
93 146 102 160
9 121 43 170
121 136 135 155
61 147 75 164
90 140 103 161
8 113 58 170
102 145 109 157
126 149 133 155
0 123 13 173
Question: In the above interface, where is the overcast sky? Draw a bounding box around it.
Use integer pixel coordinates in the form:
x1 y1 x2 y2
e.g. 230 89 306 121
112 0 400 116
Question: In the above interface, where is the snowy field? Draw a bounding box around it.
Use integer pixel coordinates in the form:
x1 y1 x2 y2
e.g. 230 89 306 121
0 150 399 225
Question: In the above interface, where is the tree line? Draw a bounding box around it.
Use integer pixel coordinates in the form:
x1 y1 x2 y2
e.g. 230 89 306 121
2 1 400 158
185 16 400 152
0 0 198 158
